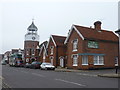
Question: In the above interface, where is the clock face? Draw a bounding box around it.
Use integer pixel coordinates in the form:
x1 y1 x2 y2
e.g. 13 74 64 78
32 37 36 40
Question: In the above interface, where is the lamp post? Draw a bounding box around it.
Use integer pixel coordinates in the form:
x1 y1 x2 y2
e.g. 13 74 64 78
115 29 120 74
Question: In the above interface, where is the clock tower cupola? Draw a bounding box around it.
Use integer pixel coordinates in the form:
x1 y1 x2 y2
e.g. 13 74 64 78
25 20 39 41
24 20 40 63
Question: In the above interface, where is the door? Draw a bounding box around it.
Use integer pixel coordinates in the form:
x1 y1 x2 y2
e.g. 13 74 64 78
50 56 54 65
51 59 53 65
60 58 64 67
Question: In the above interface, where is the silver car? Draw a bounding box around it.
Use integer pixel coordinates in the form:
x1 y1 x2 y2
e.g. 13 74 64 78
40 63 55 70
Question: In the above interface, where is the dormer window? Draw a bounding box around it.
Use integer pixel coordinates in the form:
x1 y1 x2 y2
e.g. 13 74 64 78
73 39 78 51
50 46 54 55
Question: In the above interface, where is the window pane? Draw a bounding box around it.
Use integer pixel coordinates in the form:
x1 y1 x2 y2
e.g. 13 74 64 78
99 56 104 64
82 56 88 64
73 55 78 66
94 56 104 65
73 39 78 50
94 56 98 64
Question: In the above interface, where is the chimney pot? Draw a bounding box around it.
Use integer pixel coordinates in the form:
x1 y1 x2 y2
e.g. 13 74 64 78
94 21 102 31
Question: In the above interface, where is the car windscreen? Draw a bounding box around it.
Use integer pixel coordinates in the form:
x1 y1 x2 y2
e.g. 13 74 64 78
32 62 41 64
45 63 52 65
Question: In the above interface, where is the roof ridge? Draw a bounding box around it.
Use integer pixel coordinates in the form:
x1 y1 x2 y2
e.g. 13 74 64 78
74 24 113 32
52 34 66 38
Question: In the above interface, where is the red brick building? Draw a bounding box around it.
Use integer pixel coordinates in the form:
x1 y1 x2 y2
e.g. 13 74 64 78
39 41 48 63
46 35 67 67
64 21 119 70
24 21 40 63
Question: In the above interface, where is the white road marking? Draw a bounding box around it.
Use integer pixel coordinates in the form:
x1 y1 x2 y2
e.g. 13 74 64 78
55 79 86 87
77 73 97 77
32 73 45 77
21 71 27 73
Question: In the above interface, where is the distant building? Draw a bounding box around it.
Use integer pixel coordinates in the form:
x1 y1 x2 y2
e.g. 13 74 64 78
39 41 48 63
64 21 119 70
46 35 67 67
24 21 40 63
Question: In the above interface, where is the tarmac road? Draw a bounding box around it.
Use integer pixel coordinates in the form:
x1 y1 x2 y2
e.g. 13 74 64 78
2 65 118 88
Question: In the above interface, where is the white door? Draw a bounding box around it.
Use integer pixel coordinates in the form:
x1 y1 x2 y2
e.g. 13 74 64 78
60 58 64 67
51 58 53 65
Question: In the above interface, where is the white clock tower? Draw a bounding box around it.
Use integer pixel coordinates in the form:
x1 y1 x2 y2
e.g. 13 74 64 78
25 21 39 41
24 20 40 63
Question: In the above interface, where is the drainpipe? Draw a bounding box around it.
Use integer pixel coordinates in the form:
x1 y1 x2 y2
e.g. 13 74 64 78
56 46 58 68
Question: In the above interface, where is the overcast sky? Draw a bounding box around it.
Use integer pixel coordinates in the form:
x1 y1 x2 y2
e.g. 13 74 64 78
0 0 119 54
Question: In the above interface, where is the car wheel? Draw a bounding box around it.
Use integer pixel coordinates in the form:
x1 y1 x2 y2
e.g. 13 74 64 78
45 68 47 70
52 68 55 70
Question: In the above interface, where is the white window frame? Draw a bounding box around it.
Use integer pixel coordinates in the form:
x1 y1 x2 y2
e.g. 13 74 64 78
50 56 54 65
115 56 118 66
72 54 78 66
72 39 78 52
94 55 104 65
32 49 35 55
82 56 88 65
50 46 54 55
26 49 29 55
43 50 46 60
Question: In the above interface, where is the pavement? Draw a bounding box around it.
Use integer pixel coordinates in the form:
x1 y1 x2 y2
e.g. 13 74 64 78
55 68 120 78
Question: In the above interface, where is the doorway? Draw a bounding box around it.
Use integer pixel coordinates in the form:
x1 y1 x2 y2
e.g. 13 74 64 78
59 56 64 67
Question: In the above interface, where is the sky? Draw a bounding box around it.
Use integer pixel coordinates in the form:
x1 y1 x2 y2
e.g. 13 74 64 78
0 0 119 54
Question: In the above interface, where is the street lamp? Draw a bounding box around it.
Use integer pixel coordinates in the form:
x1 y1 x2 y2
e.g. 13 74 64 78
115 29 120 74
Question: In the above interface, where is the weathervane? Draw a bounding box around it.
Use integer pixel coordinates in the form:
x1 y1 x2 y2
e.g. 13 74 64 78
32 18 34 22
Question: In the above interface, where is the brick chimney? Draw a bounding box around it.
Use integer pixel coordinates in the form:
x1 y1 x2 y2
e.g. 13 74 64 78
94 21 102 31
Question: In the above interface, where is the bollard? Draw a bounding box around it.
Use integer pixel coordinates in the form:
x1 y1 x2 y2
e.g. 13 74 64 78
115 66 118 74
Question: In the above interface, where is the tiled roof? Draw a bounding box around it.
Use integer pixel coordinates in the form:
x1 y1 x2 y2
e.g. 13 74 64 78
39 41 48 48
27 21 38 31
52 35 66 46
74 25 118 42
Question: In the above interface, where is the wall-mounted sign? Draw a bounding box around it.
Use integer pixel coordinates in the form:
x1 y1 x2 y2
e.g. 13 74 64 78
88 41 99 48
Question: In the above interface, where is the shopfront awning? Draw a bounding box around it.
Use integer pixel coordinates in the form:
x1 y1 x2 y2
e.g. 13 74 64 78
78 53 105 56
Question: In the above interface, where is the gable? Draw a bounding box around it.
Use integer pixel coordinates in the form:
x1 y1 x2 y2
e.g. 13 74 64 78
39 44 47 56
64 25 84 44
46 36 56 49
52 35 66 46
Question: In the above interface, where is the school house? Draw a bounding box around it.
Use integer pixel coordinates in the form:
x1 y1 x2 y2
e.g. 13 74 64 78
64 21 119 70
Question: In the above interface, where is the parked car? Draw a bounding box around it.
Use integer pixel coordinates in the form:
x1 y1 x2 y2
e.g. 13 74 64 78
1 60 7 65
24 63 31 68
40 63 55 70
30 61 42 69
15 60 24 67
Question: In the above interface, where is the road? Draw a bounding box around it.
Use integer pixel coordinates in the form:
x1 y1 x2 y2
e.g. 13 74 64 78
2 65 118 88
